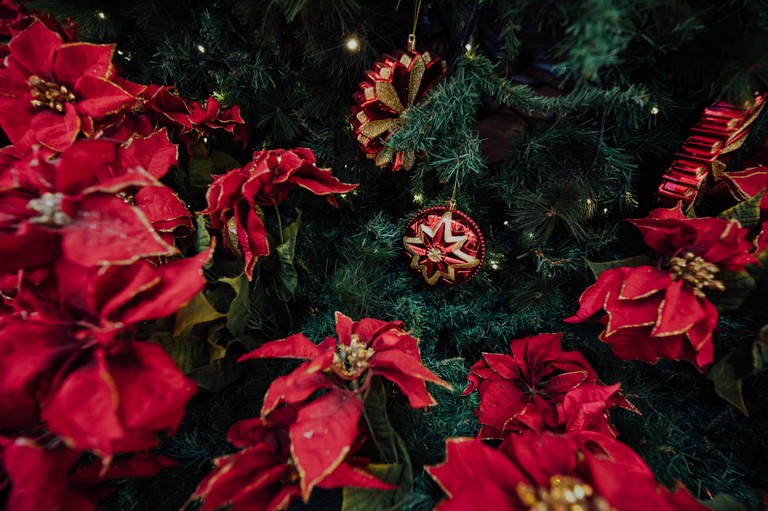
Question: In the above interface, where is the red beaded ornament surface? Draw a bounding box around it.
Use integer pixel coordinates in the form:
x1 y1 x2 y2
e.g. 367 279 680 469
403 205 485 286
657 92 767 210
351 49 447 171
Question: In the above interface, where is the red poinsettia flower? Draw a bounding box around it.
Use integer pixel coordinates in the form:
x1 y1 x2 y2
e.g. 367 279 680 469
192 404 392 510
241 311 452 413
565 207 756 371
426 433 708 511
1 437 175 511
139 85 247 149
462 333 635 438
0 20 137 152
202 147 356 278
0 250 209 453
0 138 179 272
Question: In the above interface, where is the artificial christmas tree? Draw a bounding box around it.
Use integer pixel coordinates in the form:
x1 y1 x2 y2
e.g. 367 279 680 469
1 0 768 510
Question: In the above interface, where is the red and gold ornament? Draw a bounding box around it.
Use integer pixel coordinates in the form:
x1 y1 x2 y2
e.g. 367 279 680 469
656 92 767 211
351 49 447 171
403 205 485 286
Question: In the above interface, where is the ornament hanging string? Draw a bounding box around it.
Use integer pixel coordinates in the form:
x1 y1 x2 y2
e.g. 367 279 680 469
408 0 422 51
448 169 460 210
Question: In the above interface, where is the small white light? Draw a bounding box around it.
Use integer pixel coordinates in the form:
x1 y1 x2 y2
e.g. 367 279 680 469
491 263 499 270
117 50 124 56
346 37 359 51
96 11 106 19
603 207 608 213
586 198 592 205
651 105 659 115
503 220 509 226
465 43 472 51
413 194 423 202
340 193 347 199
527 232 534 238
197 44 206 54
203 137 209 144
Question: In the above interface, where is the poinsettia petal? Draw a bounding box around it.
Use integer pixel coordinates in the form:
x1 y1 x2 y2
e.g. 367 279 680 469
30 103 80 152
476 380 531 435
135 185 191 232
563 267 626 324
240 333 324 361
74 75 135 118
7 20 61 77
481 353 519 379
542 370 589 395
559 383 621 436
524 333 563 376
334 311 354 346
260 361 333 416
652 279 708 337
119 129 178 179
4 438 92 511
603 288 661 335
317 461 397 490
425 438 525 503
619 266 672 299
288 163 358 197
54 42 114 85
0 102 38 151
289 388 362 501
60 194 177 266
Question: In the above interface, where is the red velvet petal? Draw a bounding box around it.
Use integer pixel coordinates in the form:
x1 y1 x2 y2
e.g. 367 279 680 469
334 311 355 345
54 42 114 86
563 267 626 323
542 370 589 395
119 129 178 179
7 20 60 77
317 461 397 490
135 186 191 233
618 266 671 299
289 389 362 500
30 103 80 152
74 75 134 118
481 353 519 379
260 362 332 416
60 194 177 266
0 102 38 151
240 333 324 361
652 280 708 337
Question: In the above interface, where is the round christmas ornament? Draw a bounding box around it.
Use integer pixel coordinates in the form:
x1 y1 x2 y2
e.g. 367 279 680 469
403 205 485 286
351 49 447 171
656 92 767 211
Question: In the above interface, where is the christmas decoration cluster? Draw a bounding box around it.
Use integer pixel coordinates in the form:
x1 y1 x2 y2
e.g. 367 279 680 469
1 1 768 510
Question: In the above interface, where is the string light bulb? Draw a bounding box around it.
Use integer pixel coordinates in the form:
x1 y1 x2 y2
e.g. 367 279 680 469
197 44 206 54
465 43 472 52
651 105 659 115
96 11 106 19
345 36 360 51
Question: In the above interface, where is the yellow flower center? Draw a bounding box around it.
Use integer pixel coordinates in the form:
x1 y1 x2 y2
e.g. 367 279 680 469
28 75 76 112
27 192 72 226
332 334 375 377
668 251 725 297
515 475 616 511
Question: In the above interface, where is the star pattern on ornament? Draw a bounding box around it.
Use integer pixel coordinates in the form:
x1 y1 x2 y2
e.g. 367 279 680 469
403 210 480 285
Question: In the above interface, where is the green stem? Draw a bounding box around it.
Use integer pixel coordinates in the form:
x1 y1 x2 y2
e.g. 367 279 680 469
273 202 284 245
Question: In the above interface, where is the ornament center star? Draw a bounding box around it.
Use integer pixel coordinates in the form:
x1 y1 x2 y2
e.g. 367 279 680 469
403 210 480 285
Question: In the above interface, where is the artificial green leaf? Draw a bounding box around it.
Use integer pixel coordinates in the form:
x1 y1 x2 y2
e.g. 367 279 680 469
151 332 207 374
210 149 242 172
189 157 216 189
704 270 755 313
717 191 765 229
703 493 748 511
585 255 655 279
707 354 748 416
219 273 251 337
187 354 244 392
275 210 301 301
342 463 407 511
194 215 213 268
173 292 226 337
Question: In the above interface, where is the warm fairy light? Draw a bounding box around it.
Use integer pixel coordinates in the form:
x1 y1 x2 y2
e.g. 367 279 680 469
603 207 609 213
96 11 106 19
503 220 509 226
651 105 659 115
413 194 423 202
465 43 472 51
197 44 206 54
490 261 500 270
346 36 360 51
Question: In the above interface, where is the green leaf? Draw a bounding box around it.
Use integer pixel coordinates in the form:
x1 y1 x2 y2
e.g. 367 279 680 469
151 332 207 374
717 191 765 229
187 354 244 392
275 210 301 301
704 270 756 312
210 149 242 172
189 157 216 190
173 292 226 337
707 354 748 416
343 378 414 511
702 493 749 511
194 215 213 268
342 463 408 511
219 273 251 337
585 255 655 279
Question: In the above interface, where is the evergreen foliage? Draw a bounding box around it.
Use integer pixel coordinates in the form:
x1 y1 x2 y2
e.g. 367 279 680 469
26 0 768 509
